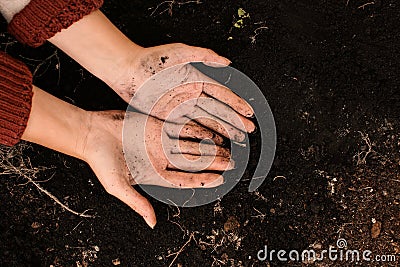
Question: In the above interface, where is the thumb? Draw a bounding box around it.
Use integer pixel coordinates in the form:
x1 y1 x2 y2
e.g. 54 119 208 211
111 183 157 229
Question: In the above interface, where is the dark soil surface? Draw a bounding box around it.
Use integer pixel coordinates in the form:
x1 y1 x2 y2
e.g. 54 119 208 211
1 0 400 266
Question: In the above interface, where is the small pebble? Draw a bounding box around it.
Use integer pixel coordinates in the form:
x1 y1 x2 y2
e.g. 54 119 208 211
371 221 382 238
112 258 121 265
31 222 41 229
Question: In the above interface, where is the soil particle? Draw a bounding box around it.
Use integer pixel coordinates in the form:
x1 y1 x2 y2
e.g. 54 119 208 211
160 56 169 64
371 221 382 238
224 216 240 232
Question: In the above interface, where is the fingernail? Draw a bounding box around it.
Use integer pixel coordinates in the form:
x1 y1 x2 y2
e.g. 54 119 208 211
216 176 224 186
229 159 236 169
145 218 157 229
246 110 255 118
205 176 224 188
249 125 258 134
148 221 156 229
234 132 246 142
245 106 255 118
204 62 228 68
247 122 257 133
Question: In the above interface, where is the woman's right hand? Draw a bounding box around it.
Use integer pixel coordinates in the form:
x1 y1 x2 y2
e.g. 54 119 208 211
80 110 233 228
22 86 233 229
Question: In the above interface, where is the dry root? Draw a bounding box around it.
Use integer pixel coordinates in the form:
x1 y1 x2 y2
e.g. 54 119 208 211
0 143 94 218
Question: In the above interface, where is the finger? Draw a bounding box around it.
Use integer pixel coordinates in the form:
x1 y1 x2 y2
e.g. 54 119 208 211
167 154 234 172
163 171 225 188
197 93 256 133
182 45 231 66
164 121 224 145
106 181 157 229
202 83 254 117
170 140 230 157
190 107 246 142
203 62 230 68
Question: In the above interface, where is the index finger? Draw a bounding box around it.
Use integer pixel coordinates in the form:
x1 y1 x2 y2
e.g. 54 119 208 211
202 82 254 117
197 93 256 133
178 45 231 67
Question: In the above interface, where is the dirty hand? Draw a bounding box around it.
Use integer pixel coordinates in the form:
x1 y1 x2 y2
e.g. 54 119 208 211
22 87 231 229
110 43 256 141
48 11 255 141
81 110 233 228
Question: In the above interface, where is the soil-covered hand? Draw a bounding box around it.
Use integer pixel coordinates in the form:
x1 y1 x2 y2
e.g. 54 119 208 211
48 12 255 140
80 110 233 228
111 43 230 99
22 87 230 229
110 43 256 140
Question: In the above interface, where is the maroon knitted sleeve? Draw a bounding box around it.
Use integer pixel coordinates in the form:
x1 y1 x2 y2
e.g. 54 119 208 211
8 0 104 48
0 52 33 146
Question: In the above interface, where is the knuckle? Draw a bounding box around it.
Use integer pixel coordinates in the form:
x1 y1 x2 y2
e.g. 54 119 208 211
206 48 215 54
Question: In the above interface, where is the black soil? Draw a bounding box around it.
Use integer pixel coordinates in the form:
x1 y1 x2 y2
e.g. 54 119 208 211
1 0 400 266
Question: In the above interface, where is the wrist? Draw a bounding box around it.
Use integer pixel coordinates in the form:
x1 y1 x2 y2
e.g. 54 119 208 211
22 86 91 161
102 45 144 94
48 10 144 96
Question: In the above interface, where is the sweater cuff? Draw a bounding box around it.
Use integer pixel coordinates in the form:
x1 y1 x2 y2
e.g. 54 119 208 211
0 52 33 146
8 0 104 48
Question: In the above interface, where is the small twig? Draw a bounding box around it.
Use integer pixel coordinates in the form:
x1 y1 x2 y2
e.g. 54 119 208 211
232 140 247 147
166 232 195 267
253 190 268 203
150 0 201 17
150 0 173 16
167 208 187 235
167 199 181 218
250 26 269 44
182 188 195 207
211 256 226 267
358 2 375 9
359 186 373 191
0 145 94 218
213 201 223 216
70 220 84 234
353 131 375 165
25 176 94 218
224 74 232 85
0 40 18 52
251 207 266 221
212 234 226 253
20 50 60 81
18 171 56 185
273 175 286 181
252 176 266 180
